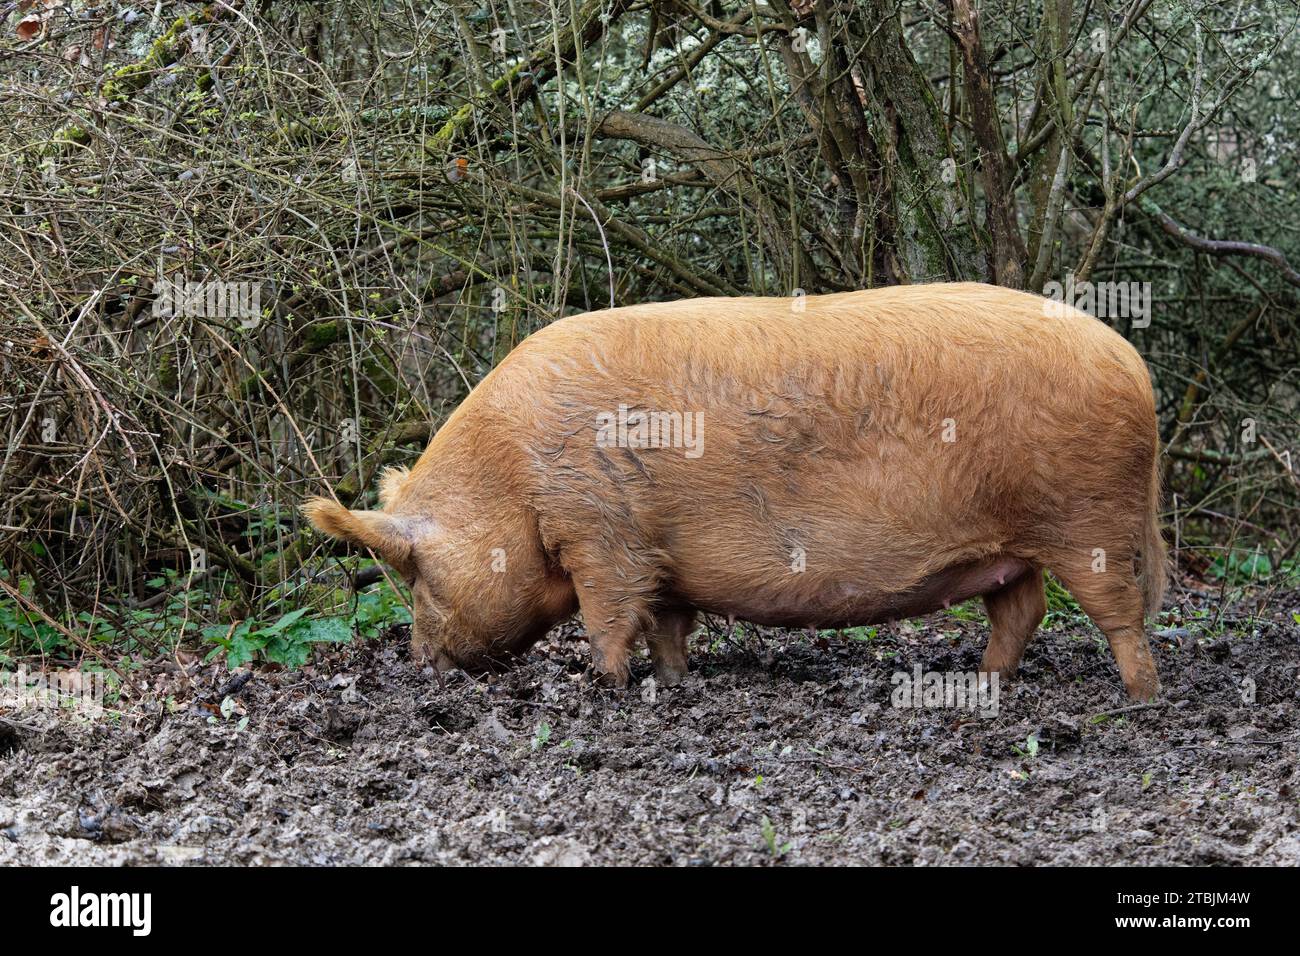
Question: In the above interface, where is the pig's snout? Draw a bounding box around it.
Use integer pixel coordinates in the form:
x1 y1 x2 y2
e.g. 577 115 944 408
414 635 512 676
411 636 456 673
428 648 456 673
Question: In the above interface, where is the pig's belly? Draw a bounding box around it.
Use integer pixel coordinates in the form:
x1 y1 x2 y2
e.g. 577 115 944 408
674 556 1033 629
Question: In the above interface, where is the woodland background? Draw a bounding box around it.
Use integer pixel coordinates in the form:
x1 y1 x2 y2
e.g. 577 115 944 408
1 0 1297 671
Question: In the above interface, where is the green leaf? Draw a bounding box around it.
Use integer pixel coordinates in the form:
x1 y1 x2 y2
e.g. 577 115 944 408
226 628 262 669
297 617 352 643
264 607 310 634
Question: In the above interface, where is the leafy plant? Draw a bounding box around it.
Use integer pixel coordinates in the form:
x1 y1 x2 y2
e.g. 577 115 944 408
202 608 351 668
348 584 412 639
200 579 413 669
760 815 792 859
0 595 64 655
1209 548 1273 583
1043 573 1081 616
945 601 985 622
1 568 203 659
532 721 552 750
1012 734 1040 759
207 695 249 731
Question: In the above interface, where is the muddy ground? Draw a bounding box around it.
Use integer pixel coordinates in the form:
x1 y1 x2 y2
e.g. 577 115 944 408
1 588 1297 866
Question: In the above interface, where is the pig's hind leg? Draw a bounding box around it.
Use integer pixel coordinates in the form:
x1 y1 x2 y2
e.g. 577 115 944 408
646 607 697 686
1049 554 1159 701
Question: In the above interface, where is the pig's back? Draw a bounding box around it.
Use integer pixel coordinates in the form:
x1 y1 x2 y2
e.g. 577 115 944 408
501 282 1151 425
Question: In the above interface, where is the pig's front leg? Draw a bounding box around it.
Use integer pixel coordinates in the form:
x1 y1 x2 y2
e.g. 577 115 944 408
646 608 697 686
574 591 643 688
565 546 663 688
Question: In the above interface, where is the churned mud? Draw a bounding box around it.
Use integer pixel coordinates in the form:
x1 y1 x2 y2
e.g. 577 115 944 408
2 589 1297 866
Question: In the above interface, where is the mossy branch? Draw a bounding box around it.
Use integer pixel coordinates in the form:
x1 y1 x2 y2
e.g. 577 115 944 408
426 0 630 158
42 5 222 157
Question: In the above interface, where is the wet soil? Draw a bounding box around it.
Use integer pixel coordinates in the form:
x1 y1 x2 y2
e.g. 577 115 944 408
2 589 1297 865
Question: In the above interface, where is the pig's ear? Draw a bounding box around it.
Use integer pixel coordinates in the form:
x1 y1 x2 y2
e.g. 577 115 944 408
377 466 410 510
302 497 413 571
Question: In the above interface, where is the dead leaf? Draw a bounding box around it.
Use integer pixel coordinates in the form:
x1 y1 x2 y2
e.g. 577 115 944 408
16 15 43 40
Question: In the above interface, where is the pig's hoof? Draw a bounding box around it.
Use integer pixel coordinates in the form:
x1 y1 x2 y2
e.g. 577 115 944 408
653 660 687 687
1124 677 1161 702
978 656 1018 680
1120 661 1161 701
